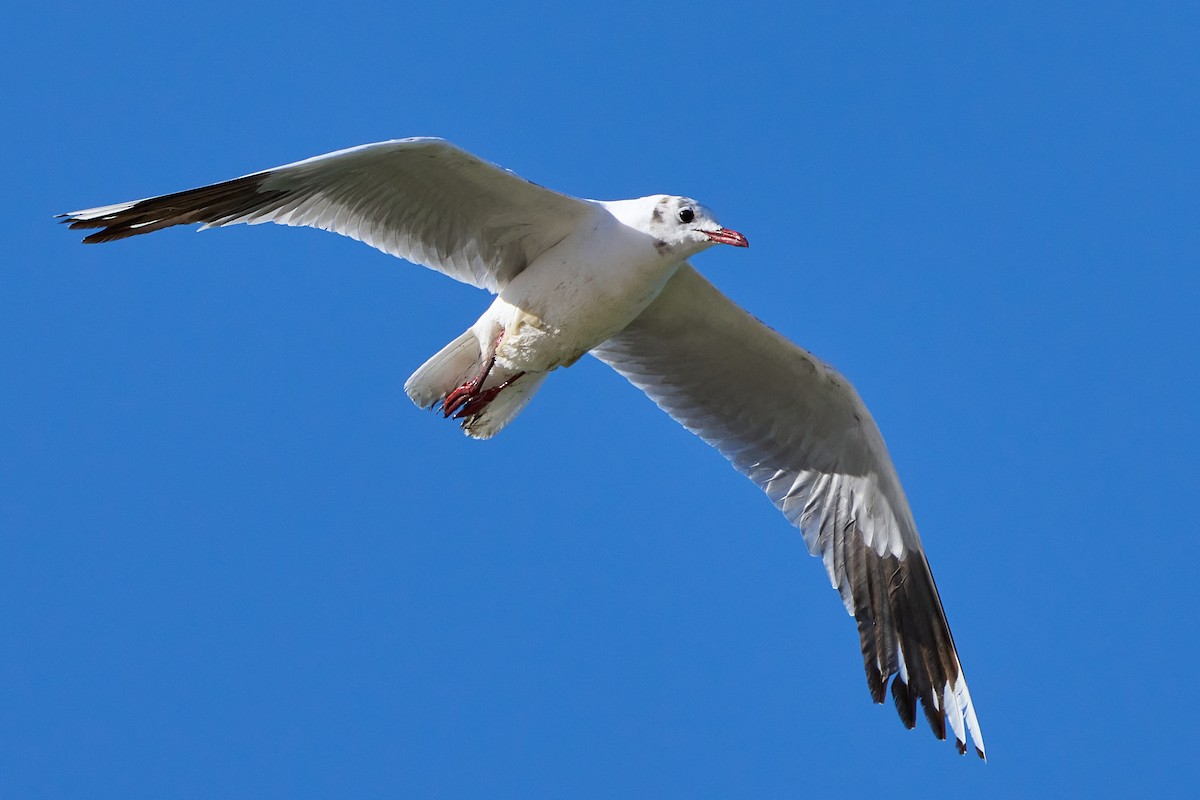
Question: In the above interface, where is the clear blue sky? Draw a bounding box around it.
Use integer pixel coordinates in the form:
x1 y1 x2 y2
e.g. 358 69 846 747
4 2 1198 797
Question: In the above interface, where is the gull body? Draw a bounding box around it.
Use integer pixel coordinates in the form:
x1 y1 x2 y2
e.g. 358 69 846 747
485 195 723 374
60 138 985 759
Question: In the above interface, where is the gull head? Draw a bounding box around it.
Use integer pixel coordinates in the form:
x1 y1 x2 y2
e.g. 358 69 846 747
626 195 749 256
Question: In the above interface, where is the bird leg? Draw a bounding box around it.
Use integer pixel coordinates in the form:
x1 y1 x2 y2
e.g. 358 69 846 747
440 330 515 419
441 354 495 418
451 371 526 419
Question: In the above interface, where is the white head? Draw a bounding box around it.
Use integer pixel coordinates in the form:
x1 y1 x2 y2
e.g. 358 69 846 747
617 195 749 257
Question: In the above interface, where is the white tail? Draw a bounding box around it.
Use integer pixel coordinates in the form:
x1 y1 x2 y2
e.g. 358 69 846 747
404 329 481 409
404 330 548 439
460 372 548 439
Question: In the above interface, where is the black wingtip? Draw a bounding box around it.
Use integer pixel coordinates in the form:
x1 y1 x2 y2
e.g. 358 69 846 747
890 677 916 729
56 213 103 229
865 664 886 704
921 694 946 740
56 212 125 243
57 172 282 245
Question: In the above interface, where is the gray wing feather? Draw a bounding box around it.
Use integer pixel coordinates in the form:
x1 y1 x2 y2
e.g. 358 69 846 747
60 138 593 293
592 264 985 758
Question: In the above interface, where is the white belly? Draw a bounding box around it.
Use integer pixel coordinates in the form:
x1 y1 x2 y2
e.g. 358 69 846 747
479 220 682 373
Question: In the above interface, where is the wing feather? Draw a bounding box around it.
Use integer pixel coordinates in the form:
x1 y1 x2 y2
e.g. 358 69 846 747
60 138 593 293
593 264 986 758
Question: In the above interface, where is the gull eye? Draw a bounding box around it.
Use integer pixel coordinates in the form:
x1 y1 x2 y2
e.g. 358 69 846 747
677 207 695 224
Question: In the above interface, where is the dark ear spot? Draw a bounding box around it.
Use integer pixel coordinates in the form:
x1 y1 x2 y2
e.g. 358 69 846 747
651 205 663 223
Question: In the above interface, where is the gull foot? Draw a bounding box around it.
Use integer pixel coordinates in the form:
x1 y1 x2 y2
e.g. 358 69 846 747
441 332 503 418
451 372 525 419
442 373 486 418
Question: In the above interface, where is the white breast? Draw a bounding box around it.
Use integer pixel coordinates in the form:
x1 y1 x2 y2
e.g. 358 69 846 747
486 206 684 373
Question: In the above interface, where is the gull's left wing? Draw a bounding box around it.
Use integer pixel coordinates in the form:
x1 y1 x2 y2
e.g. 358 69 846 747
592 264 986 758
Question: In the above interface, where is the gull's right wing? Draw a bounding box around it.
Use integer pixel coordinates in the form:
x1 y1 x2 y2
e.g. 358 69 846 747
60 138 594 293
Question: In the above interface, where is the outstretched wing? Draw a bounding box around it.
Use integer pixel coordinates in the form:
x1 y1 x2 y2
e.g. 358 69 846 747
592 264 985 759
60 138 594 293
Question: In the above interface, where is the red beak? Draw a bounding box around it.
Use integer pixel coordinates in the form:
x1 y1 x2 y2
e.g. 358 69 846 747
704 227 749 247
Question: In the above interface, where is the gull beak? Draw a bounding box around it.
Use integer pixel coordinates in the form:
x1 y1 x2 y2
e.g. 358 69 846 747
704 227 749 247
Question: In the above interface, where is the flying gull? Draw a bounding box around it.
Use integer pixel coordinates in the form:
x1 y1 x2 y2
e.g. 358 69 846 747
60 137 986 758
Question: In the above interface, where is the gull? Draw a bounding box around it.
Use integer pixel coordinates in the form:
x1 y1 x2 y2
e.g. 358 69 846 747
60 137 985 758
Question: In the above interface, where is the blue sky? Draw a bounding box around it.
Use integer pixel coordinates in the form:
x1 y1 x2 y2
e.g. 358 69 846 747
4 2 1198 797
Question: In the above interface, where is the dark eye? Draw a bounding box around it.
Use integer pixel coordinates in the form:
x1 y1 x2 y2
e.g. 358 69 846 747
678 208 695 223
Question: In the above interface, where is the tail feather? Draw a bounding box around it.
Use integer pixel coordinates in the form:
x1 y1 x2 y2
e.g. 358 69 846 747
404 330 482 409
461 373 547 439
405 330 546 438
